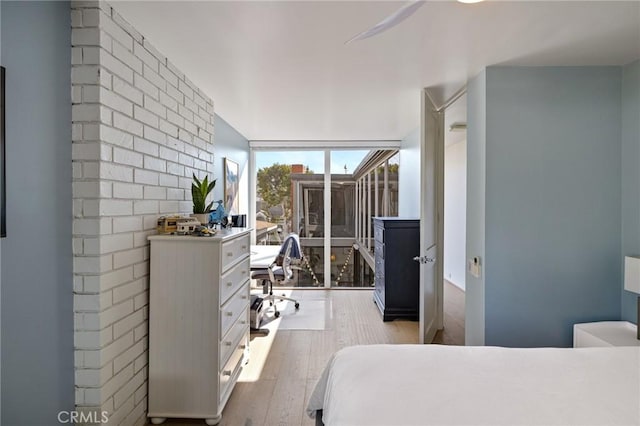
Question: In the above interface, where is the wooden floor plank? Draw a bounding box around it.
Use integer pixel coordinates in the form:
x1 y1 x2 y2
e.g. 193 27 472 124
218 379 275 426
302 379 320 426
262 378 307 426
307 330 337 380
279 330 312 380
257 330 291 380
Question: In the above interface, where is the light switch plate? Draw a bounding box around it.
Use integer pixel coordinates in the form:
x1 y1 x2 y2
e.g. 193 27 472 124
468 256 482 278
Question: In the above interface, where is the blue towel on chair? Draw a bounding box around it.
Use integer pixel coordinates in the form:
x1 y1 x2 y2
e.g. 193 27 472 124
280 233 302 260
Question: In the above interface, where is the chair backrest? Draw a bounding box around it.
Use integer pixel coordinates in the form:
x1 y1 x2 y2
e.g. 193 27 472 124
275 233 302 280
275 234 302 262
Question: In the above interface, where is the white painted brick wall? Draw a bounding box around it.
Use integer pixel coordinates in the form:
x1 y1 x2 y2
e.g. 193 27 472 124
72 2 215 424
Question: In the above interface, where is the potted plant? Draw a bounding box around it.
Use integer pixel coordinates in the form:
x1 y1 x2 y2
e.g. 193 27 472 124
191 173 216 225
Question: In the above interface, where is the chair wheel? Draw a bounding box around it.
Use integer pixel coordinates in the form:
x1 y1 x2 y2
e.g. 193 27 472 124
294 303 300 310
274 311 280 318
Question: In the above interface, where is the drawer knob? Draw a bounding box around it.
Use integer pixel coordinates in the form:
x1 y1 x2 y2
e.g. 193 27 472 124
226 311 233 317
226 282 233 287
241 245 247 249
224 341 232 346
227 252 233 257
222 370 232 377
240 320 247 325
240 344 247 350
241 270 247 275
241 295 247 300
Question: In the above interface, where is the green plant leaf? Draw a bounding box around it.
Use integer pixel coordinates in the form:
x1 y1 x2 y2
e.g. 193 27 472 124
191 184 198 203
192 174 216 213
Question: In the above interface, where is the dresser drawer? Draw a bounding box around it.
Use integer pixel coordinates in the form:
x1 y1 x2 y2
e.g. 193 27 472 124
220 281 250 337
221 234 250 272
220 308 249 369
219 332 248 405
220 257 250 305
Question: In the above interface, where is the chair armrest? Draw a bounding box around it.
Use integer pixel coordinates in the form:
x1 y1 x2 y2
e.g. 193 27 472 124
267 263 276 282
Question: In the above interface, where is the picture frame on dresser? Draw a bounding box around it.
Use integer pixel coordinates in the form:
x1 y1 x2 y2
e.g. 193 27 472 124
224 158 239 216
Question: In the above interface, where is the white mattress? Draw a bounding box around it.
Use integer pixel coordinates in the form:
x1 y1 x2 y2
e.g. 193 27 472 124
307 344 640 426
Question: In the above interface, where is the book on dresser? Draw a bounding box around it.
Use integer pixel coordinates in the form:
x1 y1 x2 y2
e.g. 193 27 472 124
147 228 251 426
373 217 420 322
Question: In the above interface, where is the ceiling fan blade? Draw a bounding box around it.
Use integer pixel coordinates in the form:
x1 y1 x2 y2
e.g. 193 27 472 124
345 1 426 44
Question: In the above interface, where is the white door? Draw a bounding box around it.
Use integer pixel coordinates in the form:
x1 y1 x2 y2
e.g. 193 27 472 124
418 90 445 344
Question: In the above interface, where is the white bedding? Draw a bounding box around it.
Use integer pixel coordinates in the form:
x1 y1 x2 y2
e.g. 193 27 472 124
307 344 640 426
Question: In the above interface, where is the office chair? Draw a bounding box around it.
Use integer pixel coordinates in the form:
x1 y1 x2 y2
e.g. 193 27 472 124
251 233 302 318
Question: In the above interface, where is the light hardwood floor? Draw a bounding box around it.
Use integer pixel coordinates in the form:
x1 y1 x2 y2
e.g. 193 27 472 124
157 282 464 426
434 280 465 345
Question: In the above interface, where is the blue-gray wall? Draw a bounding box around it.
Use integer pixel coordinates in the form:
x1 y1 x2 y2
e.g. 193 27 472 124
213 114 249 215
468 67 623 347
398 127 420 217
1 2 74 423
621 59 640 322
0 4 3 421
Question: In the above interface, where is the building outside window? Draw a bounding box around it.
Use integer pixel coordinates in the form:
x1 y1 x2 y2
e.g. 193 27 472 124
254 149 399 288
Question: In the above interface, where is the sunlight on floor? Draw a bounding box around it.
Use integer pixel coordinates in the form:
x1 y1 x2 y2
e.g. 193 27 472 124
239 289 335 383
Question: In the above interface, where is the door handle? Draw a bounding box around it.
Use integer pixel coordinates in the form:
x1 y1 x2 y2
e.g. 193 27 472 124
413 256 435 264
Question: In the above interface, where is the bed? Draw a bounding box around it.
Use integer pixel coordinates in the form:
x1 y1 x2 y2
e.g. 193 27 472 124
306 344 640 426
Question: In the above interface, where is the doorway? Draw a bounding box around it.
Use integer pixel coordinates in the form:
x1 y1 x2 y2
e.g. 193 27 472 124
419 88 466 345
441 94 467 345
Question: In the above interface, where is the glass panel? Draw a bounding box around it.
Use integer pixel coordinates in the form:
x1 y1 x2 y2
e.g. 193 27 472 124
369 170 375 249
331 150 373 287
255 151 324 286
388 152 400 217
298 246 324 287
330 150 367 239
302 186 324 237
330 150 365 287
254 149 400 288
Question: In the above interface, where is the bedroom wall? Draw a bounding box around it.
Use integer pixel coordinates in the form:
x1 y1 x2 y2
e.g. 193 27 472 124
212 114 249 216
621 59 640 323
0 5 3 422
398 127 420 217
467 66 623 347
465 70 486 346
444 140 467 290
72 2 215 423
1 2 75 423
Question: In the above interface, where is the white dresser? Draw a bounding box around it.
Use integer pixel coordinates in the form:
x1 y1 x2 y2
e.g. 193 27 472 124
573 321 640 348
147 228 251 425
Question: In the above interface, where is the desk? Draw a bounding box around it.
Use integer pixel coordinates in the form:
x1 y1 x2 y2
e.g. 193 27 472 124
250 245 281 270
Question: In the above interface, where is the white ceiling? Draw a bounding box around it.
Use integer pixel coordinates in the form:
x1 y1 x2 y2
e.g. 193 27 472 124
113 1 640 142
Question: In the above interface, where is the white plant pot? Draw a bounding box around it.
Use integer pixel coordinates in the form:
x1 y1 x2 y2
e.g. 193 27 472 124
191 213 209 225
